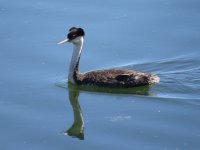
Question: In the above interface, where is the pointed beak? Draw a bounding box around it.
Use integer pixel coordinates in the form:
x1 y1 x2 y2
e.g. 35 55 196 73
57 38 69 45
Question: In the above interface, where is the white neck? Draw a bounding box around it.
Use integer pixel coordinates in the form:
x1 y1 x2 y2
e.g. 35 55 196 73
68 37 84 83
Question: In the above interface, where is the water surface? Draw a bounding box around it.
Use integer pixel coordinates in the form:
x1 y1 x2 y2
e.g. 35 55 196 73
1 0 200 149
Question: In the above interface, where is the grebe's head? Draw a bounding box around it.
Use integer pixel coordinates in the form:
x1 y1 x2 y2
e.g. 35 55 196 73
58 27 85 45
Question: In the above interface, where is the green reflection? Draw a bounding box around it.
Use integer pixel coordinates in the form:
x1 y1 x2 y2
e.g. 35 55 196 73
57 81 152 95
64 82 152 140
65 84 84 140
78 84 151 95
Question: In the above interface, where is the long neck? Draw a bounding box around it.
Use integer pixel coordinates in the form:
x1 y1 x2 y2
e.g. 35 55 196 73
68 37 84 84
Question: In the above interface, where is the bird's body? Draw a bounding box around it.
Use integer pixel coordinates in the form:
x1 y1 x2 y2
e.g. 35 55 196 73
58 27 160 88
74 69 159 88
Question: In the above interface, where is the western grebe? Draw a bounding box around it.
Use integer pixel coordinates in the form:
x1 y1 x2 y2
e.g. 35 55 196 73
58 27 160 88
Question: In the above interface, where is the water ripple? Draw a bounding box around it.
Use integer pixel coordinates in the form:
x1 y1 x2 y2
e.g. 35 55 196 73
118 53 200 102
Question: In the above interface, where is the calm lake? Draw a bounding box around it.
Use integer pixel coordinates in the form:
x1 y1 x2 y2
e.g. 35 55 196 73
1 0 200 149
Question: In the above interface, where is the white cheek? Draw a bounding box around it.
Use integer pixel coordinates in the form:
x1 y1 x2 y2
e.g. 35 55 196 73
72 36 83 44
74 39 80 43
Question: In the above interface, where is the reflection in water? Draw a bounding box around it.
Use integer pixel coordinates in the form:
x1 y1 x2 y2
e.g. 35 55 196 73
65 84 84 140
78 84 151 95
56 80 152 95
64 82 152 140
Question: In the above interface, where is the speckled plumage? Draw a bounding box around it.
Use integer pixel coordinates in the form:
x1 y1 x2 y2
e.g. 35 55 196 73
74 69 159 88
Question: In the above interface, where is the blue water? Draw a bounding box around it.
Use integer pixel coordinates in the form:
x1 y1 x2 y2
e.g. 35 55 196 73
1 0 200 149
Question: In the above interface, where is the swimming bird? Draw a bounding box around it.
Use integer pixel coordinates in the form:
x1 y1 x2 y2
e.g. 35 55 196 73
58 27 160 88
